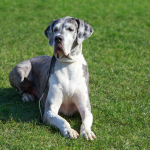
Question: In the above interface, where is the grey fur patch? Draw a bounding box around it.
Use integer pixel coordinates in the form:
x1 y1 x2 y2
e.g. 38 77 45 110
9 56 53 106
78 32 82 38
82 64 89 94
75 19 94 44
65 18 78 31
70 41 81 57
44 20 56 46
82 64 91 111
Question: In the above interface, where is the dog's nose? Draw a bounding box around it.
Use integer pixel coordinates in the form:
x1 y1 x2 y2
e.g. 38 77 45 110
55 36 63 43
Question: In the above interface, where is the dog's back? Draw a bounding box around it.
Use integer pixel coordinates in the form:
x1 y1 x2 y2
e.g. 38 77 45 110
9 55 52 106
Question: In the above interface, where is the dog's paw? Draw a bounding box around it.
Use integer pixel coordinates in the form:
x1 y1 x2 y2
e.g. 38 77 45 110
22 93 35 102
81 129 96 141
62 128 79 139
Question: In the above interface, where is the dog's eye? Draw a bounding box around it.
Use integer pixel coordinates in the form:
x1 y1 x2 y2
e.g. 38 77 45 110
54 29 58 32
68 28 73 32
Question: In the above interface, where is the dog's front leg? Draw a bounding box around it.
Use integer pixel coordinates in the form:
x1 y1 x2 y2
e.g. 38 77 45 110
43 85 79 139
79 109 96 141
73 90 96 140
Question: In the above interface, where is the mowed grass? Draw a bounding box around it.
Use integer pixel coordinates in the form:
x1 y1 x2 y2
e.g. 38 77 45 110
0 0 150 149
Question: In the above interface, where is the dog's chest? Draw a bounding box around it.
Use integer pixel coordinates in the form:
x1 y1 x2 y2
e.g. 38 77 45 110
52 58 86 99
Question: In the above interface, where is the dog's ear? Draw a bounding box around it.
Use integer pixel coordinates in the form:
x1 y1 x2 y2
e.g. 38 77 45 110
44 20 56 46
75 18 94 44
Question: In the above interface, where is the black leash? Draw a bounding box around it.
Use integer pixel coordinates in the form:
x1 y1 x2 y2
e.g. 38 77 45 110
39 55 56 121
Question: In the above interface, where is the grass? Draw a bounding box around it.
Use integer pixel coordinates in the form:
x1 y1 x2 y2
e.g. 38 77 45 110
0 0 150 149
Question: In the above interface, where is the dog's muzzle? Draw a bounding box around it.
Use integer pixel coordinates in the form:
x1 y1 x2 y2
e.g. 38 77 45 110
54 36 65 56
54 36 70 59
54 36 63 52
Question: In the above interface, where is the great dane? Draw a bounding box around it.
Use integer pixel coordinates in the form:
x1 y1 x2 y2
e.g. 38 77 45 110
9 16 96 140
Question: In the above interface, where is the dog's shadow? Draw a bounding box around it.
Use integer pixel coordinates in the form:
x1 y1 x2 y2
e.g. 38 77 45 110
0 88 81 132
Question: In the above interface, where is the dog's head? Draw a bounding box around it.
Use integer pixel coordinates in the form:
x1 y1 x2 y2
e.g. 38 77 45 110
44 16 93 62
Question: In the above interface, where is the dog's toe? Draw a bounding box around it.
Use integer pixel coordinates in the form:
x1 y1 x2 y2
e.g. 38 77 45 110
22 93 35 102
28 94 35 101
71 129 79 139
63 128 79 139
81 130 96 141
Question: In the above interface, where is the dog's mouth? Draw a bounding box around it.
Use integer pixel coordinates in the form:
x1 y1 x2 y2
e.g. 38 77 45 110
54 43 70 59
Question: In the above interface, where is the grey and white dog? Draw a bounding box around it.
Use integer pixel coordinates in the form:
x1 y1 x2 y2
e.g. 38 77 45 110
9 16 96 140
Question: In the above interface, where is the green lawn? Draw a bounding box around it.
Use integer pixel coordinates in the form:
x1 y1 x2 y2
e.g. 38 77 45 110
0 0 150 149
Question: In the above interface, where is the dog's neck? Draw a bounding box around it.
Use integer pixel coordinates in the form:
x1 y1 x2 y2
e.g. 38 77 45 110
55 43 82 63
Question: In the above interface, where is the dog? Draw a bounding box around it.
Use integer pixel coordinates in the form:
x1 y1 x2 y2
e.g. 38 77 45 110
9 16 96 140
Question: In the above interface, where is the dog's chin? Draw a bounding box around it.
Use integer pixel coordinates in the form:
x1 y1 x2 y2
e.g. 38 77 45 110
54 46 70 59
54 46 81 63
54 49 64 58
55 52 70 59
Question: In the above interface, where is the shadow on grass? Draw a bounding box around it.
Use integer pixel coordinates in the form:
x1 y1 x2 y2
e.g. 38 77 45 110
0 88 82 132
0 88 41 122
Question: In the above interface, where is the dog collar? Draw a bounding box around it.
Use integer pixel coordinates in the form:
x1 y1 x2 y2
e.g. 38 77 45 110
55 54 82 63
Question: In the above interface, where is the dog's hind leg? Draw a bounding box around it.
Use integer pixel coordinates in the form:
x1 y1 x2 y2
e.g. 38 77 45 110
9 60 39 102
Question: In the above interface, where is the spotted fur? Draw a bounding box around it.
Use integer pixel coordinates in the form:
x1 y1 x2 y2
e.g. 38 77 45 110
9 17 96 141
